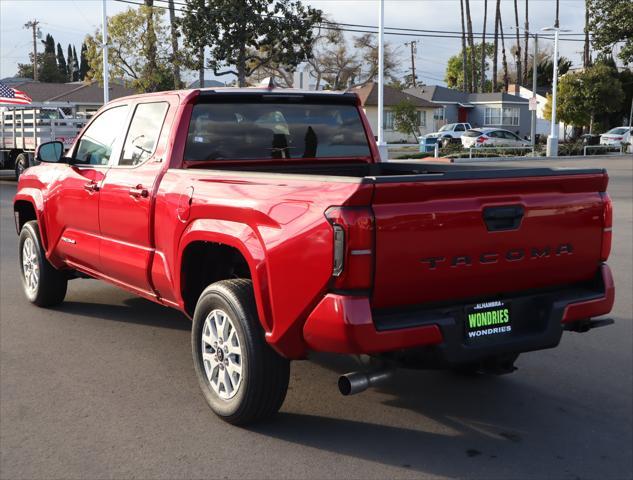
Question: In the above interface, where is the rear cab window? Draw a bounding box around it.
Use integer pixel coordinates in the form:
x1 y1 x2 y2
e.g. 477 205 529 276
184 100 371 162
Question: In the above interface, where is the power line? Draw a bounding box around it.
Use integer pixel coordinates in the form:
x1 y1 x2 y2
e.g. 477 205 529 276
113 0 593 42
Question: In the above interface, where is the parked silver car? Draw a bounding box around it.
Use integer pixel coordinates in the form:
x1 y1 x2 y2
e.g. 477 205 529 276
461 128 530 149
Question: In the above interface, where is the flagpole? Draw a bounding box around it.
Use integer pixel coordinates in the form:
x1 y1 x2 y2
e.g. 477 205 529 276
102 0 109 104
377 0 387 161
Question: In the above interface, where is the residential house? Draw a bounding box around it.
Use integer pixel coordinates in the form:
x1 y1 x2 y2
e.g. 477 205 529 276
405 85 532 139
1 79 135 117
351 82 441 143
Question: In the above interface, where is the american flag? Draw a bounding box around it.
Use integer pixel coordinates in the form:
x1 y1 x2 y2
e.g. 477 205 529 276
0 81 32 105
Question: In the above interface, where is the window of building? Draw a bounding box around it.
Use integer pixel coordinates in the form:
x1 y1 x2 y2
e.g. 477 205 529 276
433 107 445 121
417 110 427 127
384 110 395 130
484 106 520 126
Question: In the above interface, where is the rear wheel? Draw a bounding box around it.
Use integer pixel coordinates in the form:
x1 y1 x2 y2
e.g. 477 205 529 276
191 279 290 425
14 153 29 180
18 221 68 307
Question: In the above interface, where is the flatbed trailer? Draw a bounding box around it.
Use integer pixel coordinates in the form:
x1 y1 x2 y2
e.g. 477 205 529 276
0 103 87 178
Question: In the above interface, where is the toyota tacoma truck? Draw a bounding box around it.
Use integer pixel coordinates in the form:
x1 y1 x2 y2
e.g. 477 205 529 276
14 87 615 425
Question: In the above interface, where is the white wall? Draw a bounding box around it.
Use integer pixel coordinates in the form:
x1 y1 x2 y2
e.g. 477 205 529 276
363 106 436 143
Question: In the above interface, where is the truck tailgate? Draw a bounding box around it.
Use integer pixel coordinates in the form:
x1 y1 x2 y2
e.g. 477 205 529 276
371 172 608 310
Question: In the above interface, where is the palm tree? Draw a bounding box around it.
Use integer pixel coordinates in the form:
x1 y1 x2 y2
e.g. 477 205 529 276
465 0 476 92
460 0 468 91
513 0 522 88
523 0 529 84
168 0 181 89
480 0 488 92
492 0 501 91
583 0 591 67
499 6 510 91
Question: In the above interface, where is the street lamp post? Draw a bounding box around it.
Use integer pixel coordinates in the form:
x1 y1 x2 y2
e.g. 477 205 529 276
102 0 109 104
542 26 570 157
377 0 388 162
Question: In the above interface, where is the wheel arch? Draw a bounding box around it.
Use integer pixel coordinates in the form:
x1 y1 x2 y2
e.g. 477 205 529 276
13 191 47 249
177 219 272 333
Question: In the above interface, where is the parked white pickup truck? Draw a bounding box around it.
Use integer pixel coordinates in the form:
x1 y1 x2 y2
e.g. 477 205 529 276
420 123 472 152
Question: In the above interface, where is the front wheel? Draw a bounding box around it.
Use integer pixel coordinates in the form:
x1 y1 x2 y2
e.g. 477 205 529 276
18 221 68 307
14 153 29 180
191 279 290 425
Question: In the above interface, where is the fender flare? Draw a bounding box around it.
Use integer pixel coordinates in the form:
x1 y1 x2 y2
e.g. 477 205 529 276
176 218 273 332
13 189 48 249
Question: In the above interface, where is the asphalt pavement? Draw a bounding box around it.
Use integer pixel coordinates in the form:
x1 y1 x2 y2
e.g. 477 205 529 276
1 157 631 480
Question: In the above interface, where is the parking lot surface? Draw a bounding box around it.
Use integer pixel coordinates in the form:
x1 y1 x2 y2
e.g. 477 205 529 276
1 156 631 480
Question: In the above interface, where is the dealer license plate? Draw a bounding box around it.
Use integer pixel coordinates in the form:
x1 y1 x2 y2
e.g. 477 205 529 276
464 300 512 341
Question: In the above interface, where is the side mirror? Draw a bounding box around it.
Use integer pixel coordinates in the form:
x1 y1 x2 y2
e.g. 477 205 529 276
36 141 64 163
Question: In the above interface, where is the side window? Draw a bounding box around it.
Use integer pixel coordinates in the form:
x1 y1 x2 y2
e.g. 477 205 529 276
75 106 129 165
118 102 169 167
488 130 500 138
455 124 465 132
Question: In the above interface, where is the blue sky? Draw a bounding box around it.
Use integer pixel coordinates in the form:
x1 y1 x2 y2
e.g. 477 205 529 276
0 0 610 85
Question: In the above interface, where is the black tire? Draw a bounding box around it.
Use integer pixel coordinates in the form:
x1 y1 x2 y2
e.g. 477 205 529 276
191 279 290 425
18 221 68 307
15 153 29 180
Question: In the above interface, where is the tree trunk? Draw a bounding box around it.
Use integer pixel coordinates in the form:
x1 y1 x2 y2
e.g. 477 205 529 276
237 46 247 87
523 0 529 85
198 45 205 87
499 13 510 92
168 0 181 89
480 0 488 92
460 0 468 92
464 0 475 92
513 0 522 89
583 0 591 67
493 0 500 92
144 0 158 91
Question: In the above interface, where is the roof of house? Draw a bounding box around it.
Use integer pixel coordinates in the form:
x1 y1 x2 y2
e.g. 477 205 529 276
7 80 135 104
187 79 225 88
351 82 440 108
405 85 528 104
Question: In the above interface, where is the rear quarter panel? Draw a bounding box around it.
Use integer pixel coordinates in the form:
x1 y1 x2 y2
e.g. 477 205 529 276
152 169 372 358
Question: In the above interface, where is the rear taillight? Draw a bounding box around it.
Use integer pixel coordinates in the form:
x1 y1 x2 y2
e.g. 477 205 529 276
477 135 488 144
600 192 612 261
325 206 374 291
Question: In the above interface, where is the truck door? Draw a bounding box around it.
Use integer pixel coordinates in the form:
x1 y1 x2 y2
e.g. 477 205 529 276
97 100 173 296
51 104 130 272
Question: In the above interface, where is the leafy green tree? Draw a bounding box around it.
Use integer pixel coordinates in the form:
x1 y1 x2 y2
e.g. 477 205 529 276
445 43 495 90
79 43 88 81
180 0 322 87
56 43 67 79
85 6 175 92
392 100 422 140
72 46 80 81
525 56 572 89
544 63 625 132
39 34 65 82
588 0 633 65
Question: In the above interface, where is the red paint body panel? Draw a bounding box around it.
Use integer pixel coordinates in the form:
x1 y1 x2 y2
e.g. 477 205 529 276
13 87 615 361
303 294 443 354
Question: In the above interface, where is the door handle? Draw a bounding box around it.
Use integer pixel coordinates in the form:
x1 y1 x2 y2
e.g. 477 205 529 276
129 184 149 199
483 205 525 231
83 181 99 193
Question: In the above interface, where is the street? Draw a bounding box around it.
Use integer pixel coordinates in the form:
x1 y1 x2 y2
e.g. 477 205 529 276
0 157 631 480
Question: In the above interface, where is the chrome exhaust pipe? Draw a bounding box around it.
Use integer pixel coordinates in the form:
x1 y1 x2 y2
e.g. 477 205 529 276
338 369 393 396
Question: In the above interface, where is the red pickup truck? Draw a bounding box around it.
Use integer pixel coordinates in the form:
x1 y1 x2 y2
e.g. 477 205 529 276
14 88 615 425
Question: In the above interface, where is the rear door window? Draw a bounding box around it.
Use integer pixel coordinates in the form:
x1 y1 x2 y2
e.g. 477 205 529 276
185 102 371 161
118 102 169 167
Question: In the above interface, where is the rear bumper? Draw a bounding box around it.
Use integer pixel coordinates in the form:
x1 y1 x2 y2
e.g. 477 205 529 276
302 264 614 362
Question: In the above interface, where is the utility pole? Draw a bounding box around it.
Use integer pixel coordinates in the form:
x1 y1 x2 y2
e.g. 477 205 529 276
23 20 40 81
531 34 538 155
102 0 109 104
404 41 417 87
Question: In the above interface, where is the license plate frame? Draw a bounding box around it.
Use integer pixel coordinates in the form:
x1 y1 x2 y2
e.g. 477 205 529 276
464 300 513 342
